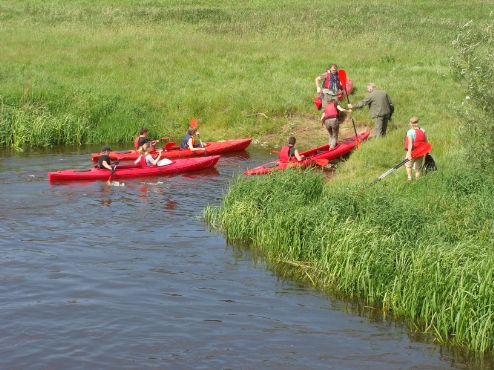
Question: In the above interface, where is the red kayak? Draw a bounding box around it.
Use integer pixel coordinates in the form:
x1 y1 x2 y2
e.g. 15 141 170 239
244 132 370 176
49 155 220 181
339 78 353 100
91 138 252 162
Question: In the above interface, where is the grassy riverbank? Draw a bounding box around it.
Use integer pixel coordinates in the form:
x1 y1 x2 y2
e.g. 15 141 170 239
0 0 490 149
3 0 494 353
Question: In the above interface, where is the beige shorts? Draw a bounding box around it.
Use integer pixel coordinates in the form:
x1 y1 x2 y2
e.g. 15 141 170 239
405 156 424 170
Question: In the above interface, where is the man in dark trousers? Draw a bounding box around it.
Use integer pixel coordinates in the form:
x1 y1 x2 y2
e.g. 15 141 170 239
348 82 393 138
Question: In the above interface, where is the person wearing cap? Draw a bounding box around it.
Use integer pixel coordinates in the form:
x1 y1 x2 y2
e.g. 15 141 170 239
98 146 113 170
315 64 342 107
348 83 393 138
404 117 428 182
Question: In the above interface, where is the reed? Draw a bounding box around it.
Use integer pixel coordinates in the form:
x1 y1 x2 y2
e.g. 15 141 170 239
203 165 494 352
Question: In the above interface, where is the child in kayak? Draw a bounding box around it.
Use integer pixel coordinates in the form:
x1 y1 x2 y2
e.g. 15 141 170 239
279 137 305 162
135 142 172 167
134 127 161 151
98 146 113 170
180 127 207 152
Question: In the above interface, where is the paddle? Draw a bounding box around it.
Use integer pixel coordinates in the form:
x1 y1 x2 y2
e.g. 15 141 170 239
188 117 206 154
338 69 361 148
358 143 432 192
163 141 177 150
107 160 120 182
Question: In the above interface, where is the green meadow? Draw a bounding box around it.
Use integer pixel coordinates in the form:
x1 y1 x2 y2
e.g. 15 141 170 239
3 0 494 352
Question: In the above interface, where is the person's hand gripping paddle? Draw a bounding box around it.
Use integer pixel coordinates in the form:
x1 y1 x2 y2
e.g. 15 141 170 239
357 143 432 193
338 69 361 148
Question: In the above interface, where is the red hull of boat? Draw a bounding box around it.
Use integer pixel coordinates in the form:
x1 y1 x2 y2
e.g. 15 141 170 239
244 132 370 176
49 155 220 181
91 138 252 162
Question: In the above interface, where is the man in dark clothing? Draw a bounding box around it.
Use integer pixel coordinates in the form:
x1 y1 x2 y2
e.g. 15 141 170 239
98 146 113 170
348 83 393 138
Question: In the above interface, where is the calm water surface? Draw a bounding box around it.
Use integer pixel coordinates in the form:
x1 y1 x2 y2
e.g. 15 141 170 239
0 145 491 370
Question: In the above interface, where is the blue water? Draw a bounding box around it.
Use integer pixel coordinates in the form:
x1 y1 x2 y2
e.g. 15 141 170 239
0 145 489 369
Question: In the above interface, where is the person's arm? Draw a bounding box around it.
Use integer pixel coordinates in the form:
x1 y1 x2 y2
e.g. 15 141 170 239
406 136 413 160
315 75 323 93
187 137 206 151
348 94 372 110
151 151 162 166
294 149 304 162
102 160 112 170
337 104 352 114
320 111 325 125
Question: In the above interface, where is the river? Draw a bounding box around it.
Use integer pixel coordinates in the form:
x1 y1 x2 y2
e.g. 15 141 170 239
0 144 491 369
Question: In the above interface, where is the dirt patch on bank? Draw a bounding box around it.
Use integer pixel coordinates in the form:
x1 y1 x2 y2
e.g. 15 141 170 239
262 112 373 150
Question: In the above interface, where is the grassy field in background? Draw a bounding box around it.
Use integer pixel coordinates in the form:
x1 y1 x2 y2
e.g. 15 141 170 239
3 0 494 353
0 0 491 150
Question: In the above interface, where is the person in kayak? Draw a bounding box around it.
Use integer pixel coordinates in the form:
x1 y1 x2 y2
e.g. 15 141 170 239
279 137 305 163
135 142 172 167
321 98 352 149
98 146 113 170
180 127 206 152
134 127 159 151
405 116 428 182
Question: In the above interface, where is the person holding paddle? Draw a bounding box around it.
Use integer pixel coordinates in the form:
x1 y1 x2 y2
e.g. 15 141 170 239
181 127 206 152
135 142 172 167
405 117 428 182
315 64 342 107
279 137 305 162
135 127 158 151
98 146 114 170
321 98 352 149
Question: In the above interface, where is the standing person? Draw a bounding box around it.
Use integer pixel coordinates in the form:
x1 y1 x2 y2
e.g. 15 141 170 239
180 127 206 152
98 146 113 170
404 117 428 182
315 64 342 107
348 83 393 138
321 98 352 149
279 137 305 163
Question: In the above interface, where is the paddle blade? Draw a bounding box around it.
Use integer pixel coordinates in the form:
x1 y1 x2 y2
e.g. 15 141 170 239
338 69 347 87
190 118 198 128
412 143 432 158
314 158 329 167
164 141 177 150
161 136 170 141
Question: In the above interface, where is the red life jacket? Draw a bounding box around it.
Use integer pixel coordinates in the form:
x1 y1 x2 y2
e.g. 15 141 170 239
279 145 296 163
323 71 340 91
323 101 339 120
139 155 147 167
134 137 140 150
404 128 426 150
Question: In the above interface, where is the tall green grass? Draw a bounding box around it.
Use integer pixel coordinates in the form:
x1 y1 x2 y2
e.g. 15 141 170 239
203 166 494 352
0 0 491 147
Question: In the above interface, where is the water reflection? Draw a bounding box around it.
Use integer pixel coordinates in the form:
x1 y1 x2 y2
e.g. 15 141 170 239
0 145 493 369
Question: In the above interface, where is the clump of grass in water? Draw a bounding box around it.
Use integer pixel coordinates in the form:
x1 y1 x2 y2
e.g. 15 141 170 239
204 167 494 352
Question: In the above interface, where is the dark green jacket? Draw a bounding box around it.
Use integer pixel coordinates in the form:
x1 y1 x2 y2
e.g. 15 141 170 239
353 89 392 119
